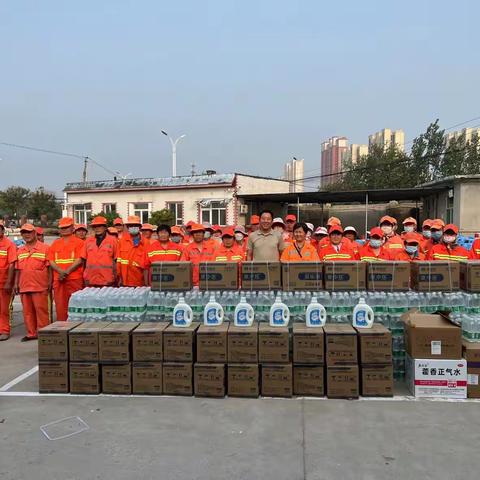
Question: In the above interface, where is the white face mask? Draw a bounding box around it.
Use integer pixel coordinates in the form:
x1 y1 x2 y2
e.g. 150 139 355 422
128 227 140 235
370 239 382 248
204 231 211 239
405 245 418 255
404 225 414 233
234 233 244 242
422 230 432 239
443 235 456 244
381 225 393 235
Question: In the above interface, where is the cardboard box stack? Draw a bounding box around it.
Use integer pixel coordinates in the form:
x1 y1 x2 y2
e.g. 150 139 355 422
403 311 466 398
324 324 359 398
356 324 393 397
367 262 410 291
462 340 480 398
292 324 324 396
411 262 460 291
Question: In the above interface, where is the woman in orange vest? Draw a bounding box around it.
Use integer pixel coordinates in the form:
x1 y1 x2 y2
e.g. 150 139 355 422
281 223 320 261
358 227 395 262
48 217 85 321
394 232 426 261
208 228 244 262
427 224 469 262
83 216 118 287
318 225 358 261
14 224 51 341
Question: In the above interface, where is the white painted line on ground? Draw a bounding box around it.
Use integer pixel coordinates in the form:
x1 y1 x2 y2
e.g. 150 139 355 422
0 366 38 392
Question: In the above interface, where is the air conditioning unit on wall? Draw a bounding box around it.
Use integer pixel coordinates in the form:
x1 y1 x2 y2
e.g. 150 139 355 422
239 204 248 215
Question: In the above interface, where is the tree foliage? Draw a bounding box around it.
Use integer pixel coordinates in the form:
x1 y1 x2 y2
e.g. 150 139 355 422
149 209 174 226
28 187 62 222
0 186 31 219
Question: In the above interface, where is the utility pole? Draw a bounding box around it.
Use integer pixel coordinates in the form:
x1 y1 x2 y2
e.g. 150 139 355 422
161 130 186 177
82 157 88 183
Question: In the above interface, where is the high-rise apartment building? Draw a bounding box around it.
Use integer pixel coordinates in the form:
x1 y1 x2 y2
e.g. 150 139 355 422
283 158 304 192
320 136 348 187
445 127 480 145
368 128 405 151
349 144 369 164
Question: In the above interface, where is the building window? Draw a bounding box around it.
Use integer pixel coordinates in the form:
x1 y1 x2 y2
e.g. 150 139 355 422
167 202 184 225
102 203 116 214
133 203 151 223
73 203 92 224
446 194 454 224
201 201 227 226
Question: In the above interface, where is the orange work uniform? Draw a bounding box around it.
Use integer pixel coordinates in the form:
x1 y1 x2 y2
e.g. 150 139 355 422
358 243 395 262
48 235 85 321
394 250 426 261
469 239 480 259
0 237 17 335
84 235 118 287
117 233 148 287
16 241 51 338
383 234 404 252
318 242 358 261
209 244 245 262
280 242 320 262
427 243 469 262
181 241 216 286
144 240 184 265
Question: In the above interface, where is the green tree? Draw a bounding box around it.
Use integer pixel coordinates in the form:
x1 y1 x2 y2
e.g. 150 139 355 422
89 211 118 227
0 186 31 219
27 187 62 223
464 132 480 174
149 209 174 226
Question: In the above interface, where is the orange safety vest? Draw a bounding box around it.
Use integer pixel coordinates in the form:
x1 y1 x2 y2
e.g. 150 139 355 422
319 243 358 261
0 236 17 286
280 242 320 262
144 240 183 266
16 241 50 293
48 235 85 283
209 244 245 262
117 233 148 287
84 235 118 286
181 241 215 285
394 249 426 262
358 243 395 262
469 239 480 260
427 243 469 262
384 234 404 251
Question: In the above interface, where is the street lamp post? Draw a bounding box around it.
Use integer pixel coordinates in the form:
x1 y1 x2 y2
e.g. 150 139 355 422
161 130 186 177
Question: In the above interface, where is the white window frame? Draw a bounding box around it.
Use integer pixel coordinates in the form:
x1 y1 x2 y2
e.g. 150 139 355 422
132 202 151 223
166 201 184 226
73 203 92 224
102 203 117 215
200 201 227 226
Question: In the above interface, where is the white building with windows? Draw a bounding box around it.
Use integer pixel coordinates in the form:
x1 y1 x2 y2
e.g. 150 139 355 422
63 173 290 226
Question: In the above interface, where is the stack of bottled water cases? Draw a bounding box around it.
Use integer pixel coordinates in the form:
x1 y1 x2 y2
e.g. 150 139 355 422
68 287 480 378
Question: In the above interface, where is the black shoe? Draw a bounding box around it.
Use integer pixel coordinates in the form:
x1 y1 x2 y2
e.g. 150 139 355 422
21 336 37 342
0 334 10 341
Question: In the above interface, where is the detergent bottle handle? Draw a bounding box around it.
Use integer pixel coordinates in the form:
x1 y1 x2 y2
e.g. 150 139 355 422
186 308 192 323
248 308 254 321
283 307 289 321
218 308 224 321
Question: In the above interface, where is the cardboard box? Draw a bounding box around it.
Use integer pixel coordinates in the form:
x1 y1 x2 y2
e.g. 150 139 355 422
356 324 392 364
69 362 100 394
227 364 259 397
367 262 410 291
199 262 239 290
293 324 324 364
194 363 226 398
405 355 467 398
38 361 69 393
462 341 480 398
132 362 163 395
99 323 139 362
196 323 229 363
151 261 192 291
261 364 293 397
241 262 282 290
323 324 358 366
327 365 359 398
361 364 393 397
69 321 111 362
258 323 290 363
102 363 131 394
163 323 200 362
162 362 193 396
282 262 323 291
402 311 462 359
132 322 169 362
460 261 480 292
228 324 258 363
324 262 366 291
293 365 324 396
411 261 460 291
38 321 82 361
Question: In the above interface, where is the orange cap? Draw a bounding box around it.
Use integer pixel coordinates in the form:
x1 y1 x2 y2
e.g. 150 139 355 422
329 225 343 235
402 217 417 225
190 223 205 233
74 224 88 231
403 232 420 244
35 227 44 235
370 227 384 238
59 217 74 228
434 218 445 228
141 223 155 231
113 218 123 226
126 215 142 225
285 214 297 222
250 215 260 225
222 227 235 237
327 216 341 226
443 224 459 235
20 223 35 233
171 226 184 237
186 221 195 228
430 220 444 230
107 227 118 235
213 224 222 233
90 216 108 227
380 215 396 226
422 219 433 228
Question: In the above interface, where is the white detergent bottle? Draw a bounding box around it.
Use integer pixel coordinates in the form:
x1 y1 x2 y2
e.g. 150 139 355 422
204 294 224 325
269 293 290 327
234 295 255 327
305 296 327 327
173 294 193 327
352 297 374 328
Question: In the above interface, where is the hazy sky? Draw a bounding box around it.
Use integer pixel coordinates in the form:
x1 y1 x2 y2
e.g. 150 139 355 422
1 0 479 194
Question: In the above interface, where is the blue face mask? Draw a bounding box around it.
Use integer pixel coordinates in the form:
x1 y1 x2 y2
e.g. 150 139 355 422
370 239 382 248
431 231 442 241
422 230 431 239
405 245 418 255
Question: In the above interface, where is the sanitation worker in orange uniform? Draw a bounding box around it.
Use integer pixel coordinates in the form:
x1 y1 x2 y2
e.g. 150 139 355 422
427 224 469 262
0 221 17 341
74 224 88 241
358 227 395 262
181 224 215 286
394 232 426 261
14 224 51 341
48 217 85 321
208 228 245 262
318 225 358 261
280 223 320 261
379 216 404 252
83 216 118 287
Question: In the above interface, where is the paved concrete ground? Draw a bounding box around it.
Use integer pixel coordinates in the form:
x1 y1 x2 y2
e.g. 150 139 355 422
1 309 479 480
